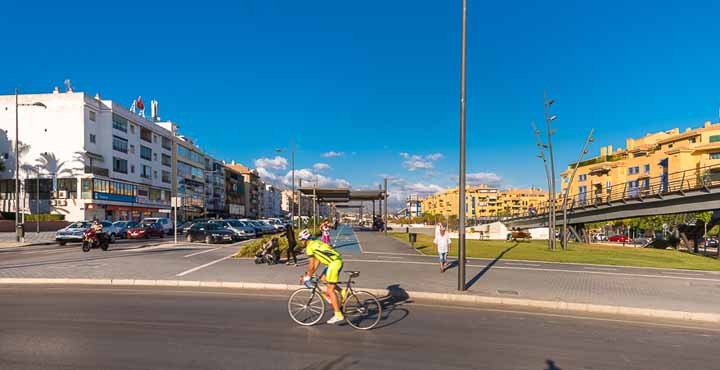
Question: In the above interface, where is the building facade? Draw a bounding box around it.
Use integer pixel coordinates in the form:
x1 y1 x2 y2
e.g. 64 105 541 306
260 183 283 218
561 121 720 205
226 163 261 218
205 157 226 218
421 185 547 218
0 89 174 221
224 164 245 217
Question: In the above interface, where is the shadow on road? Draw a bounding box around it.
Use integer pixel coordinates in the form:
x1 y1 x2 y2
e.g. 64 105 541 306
299 353 359 370
463 243 518 290
544 359 562 370
373 284 411 329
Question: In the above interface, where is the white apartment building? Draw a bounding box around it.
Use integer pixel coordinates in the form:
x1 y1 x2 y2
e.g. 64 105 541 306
0 89 174 221
261 183 283 218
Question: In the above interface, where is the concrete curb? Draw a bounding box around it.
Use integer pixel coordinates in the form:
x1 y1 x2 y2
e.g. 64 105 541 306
1 277 718 324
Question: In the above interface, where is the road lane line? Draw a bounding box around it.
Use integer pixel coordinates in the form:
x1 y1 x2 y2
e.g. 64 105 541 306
183 247 223 258
584 267 619 271
343 258 720 282
175 252 236 277
381 256 405 259
504 262 542 267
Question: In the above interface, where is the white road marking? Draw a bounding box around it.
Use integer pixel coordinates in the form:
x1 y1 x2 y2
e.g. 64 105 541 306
362 251 419 256
175 252 237 277
505 262 542 267
381 256 405 259
342 258 720 282
583 267 619 271
183 247 223 258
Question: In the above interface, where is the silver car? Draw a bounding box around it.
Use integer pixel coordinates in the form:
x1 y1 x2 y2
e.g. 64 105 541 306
210 220 257 240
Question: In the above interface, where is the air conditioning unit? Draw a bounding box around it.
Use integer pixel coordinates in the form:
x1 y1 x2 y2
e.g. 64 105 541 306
58 190 68 199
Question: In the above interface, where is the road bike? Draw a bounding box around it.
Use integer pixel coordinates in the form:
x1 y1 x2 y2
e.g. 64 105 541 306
288 271 382 330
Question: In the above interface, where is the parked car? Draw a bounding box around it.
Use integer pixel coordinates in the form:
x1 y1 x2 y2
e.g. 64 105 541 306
143 217 172 234
185 222 234 244
127 222 165 239
176 221 195 235
209 220 256 240
256 220 277 234
56 221 92 245
241 219 265 236
704 237 718 248
113 221 140 239
608 235 630 243
592 233 608 241
266 218 286 232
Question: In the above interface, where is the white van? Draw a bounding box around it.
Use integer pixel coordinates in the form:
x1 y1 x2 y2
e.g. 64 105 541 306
143 217 172 234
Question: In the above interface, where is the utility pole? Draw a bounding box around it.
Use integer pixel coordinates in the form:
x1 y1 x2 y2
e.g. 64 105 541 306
457 0 468 291
532 121 553 250
15 89 20 242
544 91 558 250
384 177 388 234
561 129 595 249
298 179 303 227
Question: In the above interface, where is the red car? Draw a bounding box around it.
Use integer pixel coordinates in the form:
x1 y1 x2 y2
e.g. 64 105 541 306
127 222 165 239
608 235 630 243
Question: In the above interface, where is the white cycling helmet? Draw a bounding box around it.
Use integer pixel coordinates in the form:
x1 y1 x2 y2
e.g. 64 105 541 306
298 229 312 241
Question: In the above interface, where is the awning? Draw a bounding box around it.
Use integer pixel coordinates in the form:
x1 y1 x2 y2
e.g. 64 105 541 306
298 188 387 203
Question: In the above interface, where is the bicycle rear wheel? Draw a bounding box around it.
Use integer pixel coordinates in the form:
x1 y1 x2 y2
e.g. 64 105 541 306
343 290 382 330
288 288 325 326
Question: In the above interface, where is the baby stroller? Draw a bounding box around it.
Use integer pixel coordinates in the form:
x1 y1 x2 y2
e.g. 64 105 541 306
254 238 281 265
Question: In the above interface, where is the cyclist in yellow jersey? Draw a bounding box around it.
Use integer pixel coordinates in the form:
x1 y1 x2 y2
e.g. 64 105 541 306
298 229 345 324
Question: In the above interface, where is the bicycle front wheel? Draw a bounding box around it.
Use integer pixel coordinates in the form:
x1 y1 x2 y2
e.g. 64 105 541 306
288 288 325 326
343 290 382 330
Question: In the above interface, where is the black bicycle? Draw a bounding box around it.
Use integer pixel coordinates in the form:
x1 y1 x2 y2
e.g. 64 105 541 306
287 271 382 330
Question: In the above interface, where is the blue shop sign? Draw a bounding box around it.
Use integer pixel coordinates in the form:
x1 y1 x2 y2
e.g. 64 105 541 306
93 192 136 203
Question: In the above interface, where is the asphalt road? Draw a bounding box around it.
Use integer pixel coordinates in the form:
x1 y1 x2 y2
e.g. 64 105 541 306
0 286 718 370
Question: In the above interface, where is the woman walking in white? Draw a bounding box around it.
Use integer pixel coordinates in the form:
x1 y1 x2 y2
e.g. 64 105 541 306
434 225 451 273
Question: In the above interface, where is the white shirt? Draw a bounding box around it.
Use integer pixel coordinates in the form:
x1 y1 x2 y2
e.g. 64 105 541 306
434 232 451 254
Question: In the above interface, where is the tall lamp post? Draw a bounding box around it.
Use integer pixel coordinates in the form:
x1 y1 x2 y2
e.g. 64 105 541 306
14 88 47 242
457 0 468 291
276 143 295 228
561 129 594 250
531 121 553 250
543 92 558 250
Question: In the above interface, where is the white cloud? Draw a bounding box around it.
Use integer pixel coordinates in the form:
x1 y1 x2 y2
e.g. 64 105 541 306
400 152 444 171
256 167 279 181
322 151 344 158
312 163 331 172
254 156 288 171
380 175 446 209
281 168 351 189
466 172 503 186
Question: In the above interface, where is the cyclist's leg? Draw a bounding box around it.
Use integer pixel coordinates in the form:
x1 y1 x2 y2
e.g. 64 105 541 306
325 260 343 320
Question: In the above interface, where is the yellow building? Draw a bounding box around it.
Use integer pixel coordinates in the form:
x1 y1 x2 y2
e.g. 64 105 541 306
561 121 720 204
421 185 547 218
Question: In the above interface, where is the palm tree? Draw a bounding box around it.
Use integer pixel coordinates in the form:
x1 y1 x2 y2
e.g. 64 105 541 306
36 152 73 192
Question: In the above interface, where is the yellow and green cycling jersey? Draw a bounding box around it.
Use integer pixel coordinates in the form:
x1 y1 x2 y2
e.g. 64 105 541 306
306 240 343 283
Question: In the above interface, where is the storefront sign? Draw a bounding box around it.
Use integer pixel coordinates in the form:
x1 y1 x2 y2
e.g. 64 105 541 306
93 192 136 203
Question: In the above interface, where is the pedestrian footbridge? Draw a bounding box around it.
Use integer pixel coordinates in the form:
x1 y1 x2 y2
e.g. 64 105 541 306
506 164 720 228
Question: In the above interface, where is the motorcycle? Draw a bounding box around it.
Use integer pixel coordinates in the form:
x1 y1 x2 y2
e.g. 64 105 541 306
82 228 110 252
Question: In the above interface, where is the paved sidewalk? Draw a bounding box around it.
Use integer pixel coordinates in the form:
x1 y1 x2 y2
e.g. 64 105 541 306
0 231 56 248
1 229 720 320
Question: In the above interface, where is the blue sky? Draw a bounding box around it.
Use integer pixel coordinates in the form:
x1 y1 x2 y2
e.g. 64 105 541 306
3 0 720 207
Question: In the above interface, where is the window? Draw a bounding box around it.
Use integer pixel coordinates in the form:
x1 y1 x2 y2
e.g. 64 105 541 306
153 153 158 161
154 170 158 179
162 136 172 150
141 165 152 179
578 174 587 182
177 146 204 163
130 124 135 134
113 135 128 153
140 127 152 142
112 113 128 132
710 135 720 143
140 145 152 161
689 137 697 144
89 134 96 144
162 154 172 167
113 157 128 174
644 164 651 174
628 166 640 175
606 181 612 194
130 165 135 174
153 135 157 143
668 143 674 149
129 145 135 154
162 171 171 183
710 152 720 160
89 111 96 122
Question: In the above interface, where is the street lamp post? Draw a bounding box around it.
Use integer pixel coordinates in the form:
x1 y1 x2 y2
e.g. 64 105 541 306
14 88 47 242
35 165 41 234
457 0 468 291
531 121 553 250
544 91 558 251
276 143 295 228
561 129 594 250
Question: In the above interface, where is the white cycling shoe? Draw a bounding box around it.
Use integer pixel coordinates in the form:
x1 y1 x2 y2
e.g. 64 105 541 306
326 315 344 325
